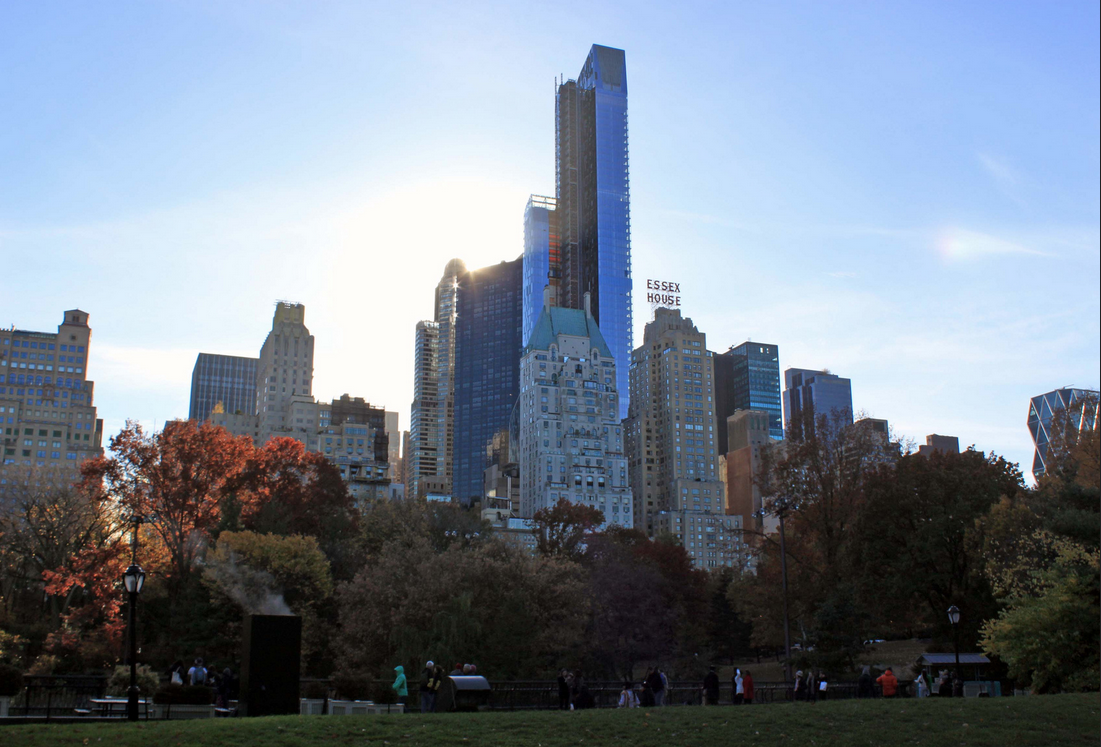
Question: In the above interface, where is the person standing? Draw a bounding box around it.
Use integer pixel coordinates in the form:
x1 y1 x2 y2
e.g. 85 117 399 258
876 668 898 699
793 670 805 702
392 665 408 708
557 669 571 711
647 667 665 707
187 657 207 686
733 669 744 705
857 666 873 698
742 670 755 705
915 672 929 698
818 676 828 702
215 667 235 709
659 668 669 705
430 662 445 712
420 660 436 713
640 671 655 707
703 666 719 706
618 682 639 708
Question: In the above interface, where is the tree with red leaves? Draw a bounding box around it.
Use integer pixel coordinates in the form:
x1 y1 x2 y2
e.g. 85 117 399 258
80 419 253 585
531 498 605 560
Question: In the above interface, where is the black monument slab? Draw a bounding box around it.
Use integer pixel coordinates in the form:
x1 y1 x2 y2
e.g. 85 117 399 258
240 614 301 717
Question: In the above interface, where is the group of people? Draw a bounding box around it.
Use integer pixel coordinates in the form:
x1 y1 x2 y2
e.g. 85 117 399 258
415 661 481 712
557 669 596 710
702 666 755 705
166 656 237 708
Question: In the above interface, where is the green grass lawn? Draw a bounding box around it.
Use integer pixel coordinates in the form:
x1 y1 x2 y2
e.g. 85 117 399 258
1 693 1096 747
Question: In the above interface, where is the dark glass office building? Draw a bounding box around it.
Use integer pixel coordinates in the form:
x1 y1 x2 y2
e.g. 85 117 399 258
783 368 853 441
452 257 524 505
189 353 258 421
555 44 632 420
714 342 783 453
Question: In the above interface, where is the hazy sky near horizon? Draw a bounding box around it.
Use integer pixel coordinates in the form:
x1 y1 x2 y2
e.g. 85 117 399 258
2 1 1098 480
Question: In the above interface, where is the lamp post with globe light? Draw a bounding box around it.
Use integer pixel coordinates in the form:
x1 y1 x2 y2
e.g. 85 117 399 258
123 563 145 721
947 605 961 697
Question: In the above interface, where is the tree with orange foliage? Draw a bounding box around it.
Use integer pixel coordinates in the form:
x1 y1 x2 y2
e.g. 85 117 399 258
80 419 254 586
41 537 131 671
231 437 358 578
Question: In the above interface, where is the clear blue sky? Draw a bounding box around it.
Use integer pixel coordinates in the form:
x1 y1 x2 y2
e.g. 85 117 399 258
2 1 1098 480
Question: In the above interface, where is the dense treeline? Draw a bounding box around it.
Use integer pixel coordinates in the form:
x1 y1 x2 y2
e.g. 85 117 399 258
0 406 1096 692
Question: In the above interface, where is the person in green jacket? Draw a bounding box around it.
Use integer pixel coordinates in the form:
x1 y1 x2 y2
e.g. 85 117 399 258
392 665 408 708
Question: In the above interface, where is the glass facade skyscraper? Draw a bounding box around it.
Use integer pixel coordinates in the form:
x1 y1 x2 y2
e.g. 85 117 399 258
189 353 258 421
1027 387 1099 479
522 195 558 348
555 44 632 420
783 368 853 441
452 257 524 505
713 342 783 452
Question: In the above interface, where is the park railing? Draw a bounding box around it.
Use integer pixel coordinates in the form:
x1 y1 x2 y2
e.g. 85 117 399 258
320 678 916 711
0 675 917 719
8 675 109 719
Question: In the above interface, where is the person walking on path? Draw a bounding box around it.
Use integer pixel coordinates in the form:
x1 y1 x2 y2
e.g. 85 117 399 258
420 661 436 713
703 666 720 705
392 665 408 708
733 669 744 705
877 668 898 699
742 670 755 705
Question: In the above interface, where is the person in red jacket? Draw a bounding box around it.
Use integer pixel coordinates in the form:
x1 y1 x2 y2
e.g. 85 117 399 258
876 668 899 698
742 670 755 704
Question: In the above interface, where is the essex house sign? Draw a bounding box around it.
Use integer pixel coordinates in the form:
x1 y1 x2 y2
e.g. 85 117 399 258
645 278 682 309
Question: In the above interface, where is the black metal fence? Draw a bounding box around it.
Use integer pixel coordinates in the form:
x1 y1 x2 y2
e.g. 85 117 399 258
1 675 916 720
7 675 109 719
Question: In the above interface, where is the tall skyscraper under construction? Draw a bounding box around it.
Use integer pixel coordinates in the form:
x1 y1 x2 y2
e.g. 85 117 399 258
555 44 633 420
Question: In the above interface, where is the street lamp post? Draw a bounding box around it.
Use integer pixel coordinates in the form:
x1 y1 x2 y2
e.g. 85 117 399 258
123 563 146 721
778 511 793 685
947 605 961 698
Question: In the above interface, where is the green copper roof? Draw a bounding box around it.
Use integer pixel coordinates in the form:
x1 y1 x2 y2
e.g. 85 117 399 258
524 305 613 358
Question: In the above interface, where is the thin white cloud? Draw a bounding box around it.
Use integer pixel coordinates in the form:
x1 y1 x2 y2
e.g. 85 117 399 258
936 227 1047 261
977 152 1019 187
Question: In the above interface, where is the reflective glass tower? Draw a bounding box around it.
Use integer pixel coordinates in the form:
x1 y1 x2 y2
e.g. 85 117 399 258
783 368 853 441
713 342 783 453
522 195 558 347
189 353 258 421
556 44 632 420
1027 387 1099 479
452 257 524 505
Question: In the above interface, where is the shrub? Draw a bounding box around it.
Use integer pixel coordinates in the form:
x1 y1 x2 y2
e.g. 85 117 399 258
106 664 159 697
0 664 24 697
26 654 58 676
153 685 214 705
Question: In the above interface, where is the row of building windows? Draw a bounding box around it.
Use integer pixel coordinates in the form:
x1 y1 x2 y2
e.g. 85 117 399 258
2 339 85 353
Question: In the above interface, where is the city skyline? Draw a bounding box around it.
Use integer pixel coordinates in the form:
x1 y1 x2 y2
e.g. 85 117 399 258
2 3 1098 482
